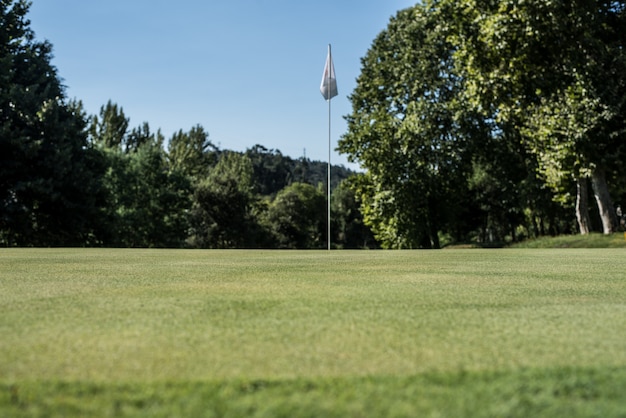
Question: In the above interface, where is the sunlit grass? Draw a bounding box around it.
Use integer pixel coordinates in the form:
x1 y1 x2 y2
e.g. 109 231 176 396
1 248 625 416
513 232 626 248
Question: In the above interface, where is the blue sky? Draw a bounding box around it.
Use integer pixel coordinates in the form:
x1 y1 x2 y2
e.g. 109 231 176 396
28 1 415 169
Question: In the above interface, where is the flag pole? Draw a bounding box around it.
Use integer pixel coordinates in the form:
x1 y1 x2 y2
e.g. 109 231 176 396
320 43 336 251
327 49 332 252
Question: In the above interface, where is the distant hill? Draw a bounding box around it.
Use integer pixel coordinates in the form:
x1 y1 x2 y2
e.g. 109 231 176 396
244 144 356 196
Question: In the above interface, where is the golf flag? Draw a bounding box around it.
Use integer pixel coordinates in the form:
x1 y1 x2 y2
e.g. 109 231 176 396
320 45 338 100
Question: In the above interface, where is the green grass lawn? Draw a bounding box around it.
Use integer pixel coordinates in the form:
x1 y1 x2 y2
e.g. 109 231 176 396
512 232 626 248
1 248 625 417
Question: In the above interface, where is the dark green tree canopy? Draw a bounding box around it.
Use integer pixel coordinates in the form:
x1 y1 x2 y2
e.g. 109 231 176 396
1 0 107 246
266 182 326 249
339 5 478 248
89 101 129 149
450 0 626 233
339 0 626 246
1 0 370 248
168 124 218 180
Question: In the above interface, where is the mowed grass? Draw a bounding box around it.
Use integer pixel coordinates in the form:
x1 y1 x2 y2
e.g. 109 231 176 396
512 232 626 248
1 248 625 417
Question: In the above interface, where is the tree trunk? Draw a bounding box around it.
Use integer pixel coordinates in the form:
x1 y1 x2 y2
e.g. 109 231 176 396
576 177 591 235
590 167 618 234
430 224 440 249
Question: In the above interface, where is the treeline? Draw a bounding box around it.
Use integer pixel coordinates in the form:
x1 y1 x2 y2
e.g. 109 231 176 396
339 0 626 248
87 102 375 249
2 98 375 248
0 1 376 248
5 1 626 250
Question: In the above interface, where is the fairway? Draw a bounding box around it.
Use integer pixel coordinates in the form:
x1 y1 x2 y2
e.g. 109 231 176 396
1 248 626 417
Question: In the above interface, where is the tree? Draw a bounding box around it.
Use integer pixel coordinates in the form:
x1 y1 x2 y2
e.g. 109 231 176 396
189 152 264 248
245 145 292 196
125 122 163 154
450 0 626 234
331 178 378 248
89 100 129 149
339 0 625 245
338 5 478 248
89 106 191 247
100 131 190 248
1 1 106 245
167 124 218 181
265 182 326 249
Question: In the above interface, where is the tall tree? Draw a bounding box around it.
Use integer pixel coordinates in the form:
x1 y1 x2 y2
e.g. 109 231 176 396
245 145 292 196
338 5 478 248
167 124 218 180
102 132 190 247
1 0 106 245
265 182 326 249
89 100 129 149
89 103 192 247
189 152 263 248
451 0 626 233
340 0 625 245
331 178 378 249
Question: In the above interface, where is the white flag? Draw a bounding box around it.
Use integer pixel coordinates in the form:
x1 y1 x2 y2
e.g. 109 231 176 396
320 45 338 100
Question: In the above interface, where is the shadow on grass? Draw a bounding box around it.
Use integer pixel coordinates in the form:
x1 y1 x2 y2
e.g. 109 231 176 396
2 367 625 417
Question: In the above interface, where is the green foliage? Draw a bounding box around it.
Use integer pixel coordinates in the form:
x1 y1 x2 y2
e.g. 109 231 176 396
167 124 218 180
5 0 626 247
189 152 265 248
331 179 378 248
245 144 293 196
125 122 164 154
265 182 326 248
1 248 626 416
86 102 192 247
0 0 107 246
245 145 355 197
340 0 626 243
339 5 479 248
0 1 372 248
89 100 129 149
450 0 626 233
102 142 191 247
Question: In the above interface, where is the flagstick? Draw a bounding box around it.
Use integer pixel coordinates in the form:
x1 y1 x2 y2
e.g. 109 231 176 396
328 84 332 251
327 44 332 251
321 43 335 251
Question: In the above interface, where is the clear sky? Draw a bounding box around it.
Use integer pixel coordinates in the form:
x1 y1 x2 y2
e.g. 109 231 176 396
28 1 415 169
